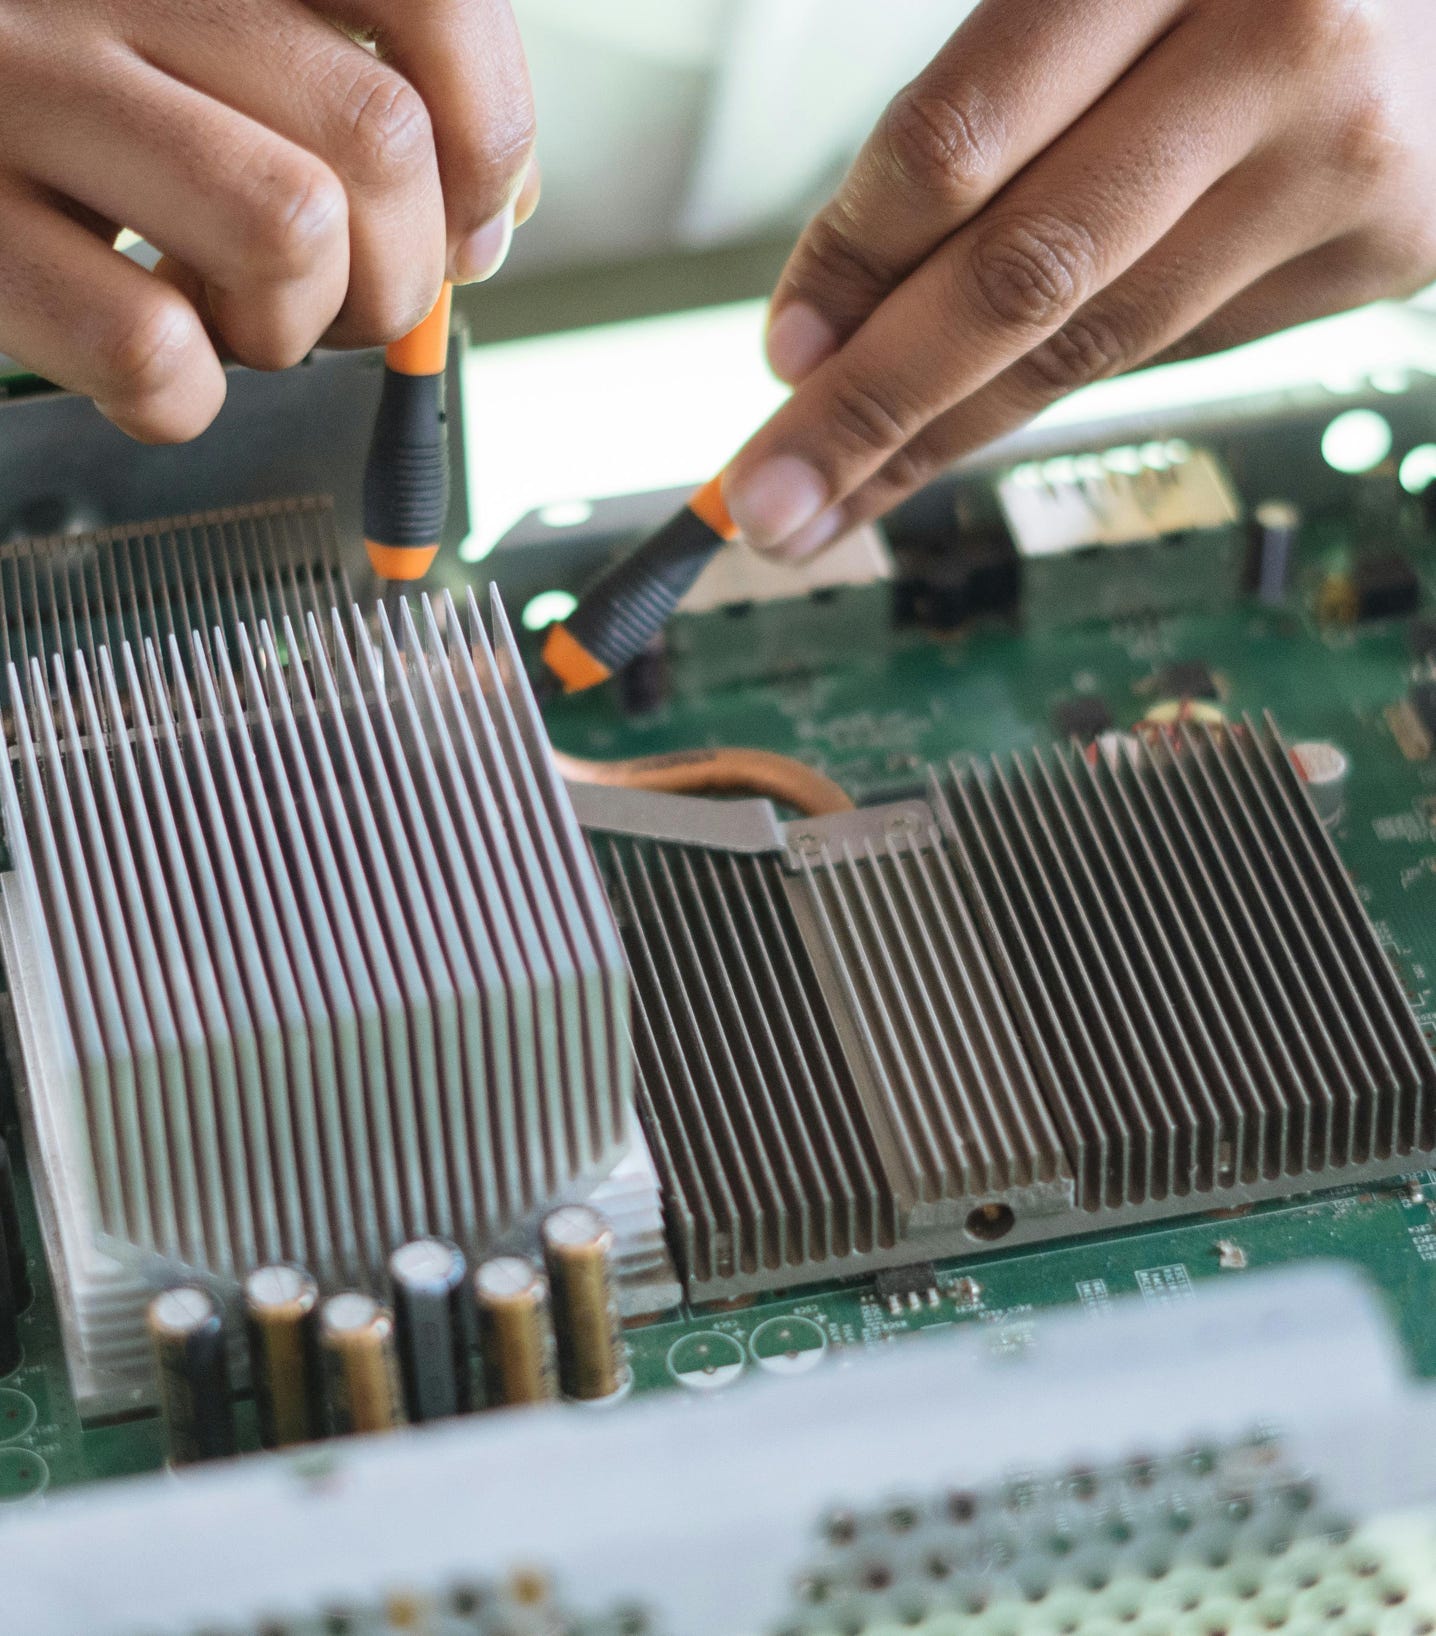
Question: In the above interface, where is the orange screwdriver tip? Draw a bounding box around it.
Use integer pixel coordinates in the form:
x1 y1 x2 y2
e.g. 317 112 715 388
689 473 739 541
365 541 440 581
541 623 613 694
385 285 454 377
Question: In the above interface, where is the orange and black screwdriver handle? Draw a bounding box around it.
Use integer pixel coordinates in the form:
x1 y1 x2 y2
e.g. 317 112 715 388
541 475 740 693
363 283 453 582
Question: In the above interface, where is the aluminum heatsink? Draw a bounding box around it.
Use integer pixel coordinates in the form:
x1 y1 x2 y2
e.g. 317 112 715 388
0 586 630 1408
581 717 1436 1300
0 497 350 713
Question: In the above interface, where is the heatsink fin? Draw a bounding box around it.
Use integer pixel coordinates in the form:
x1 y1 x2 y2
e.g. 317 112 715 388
0 587 631 1407
584 717 1436 1300
0 497 350 714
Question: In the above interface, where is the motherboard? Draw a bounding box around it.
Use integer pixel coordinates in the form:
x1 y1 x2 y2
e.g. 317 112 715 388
4 309 1436 1635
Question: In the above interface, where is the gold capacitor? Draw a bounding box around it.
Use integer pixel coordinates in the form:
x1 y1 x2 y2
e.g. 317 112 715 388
244 1263 321 1448
319 1292 403 1435
474 1255 557 1407
540 1204 626 1400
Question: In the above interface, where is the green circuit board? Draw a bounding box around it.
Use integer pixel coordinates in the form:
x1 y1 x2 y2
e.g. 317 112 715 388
4 495 1436 1505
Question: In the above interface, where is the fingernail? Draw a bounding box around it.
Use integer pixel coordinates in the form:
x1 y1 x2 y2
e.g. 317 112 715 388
724 455 828 551
774 507 845 562
454 203 515 284
766 302 837 384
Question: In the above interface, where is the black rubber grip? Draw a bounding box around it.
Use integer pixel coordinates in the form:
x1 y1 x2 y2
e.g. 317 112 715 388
363 369 449 549
565 508 726 675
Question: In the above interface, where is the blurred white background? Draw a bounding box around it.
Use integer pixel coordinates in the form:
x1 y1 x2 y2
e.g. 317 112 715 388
504 0 974 270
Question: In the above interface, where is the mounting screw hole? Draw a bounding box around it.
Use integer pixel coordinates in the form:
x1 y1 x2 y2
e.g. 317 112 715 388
965 1203 1015 1242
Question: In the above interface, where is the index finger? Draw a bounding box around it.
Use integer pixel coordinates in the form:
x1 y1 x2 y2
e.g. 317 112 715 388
766 0 1185 384
727 15 1273 551
326 0 536 284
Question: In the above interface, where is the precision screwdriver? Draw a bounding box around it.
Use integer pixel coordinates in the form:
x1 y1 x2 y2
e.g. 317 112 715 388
362 282 454 583
539 474 740 695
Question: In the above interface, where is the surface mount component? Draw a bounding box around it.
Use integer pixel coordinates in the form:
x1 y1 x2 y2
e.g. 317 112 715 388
580 716 1436 1301
1050 694 1113 740
0 584 632 1411
1352 549 1422 621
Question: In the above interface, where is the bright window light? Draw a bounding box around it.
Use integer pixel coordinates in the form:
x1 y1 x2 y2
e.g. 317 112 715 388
459 300 787 560
457 300 1436 560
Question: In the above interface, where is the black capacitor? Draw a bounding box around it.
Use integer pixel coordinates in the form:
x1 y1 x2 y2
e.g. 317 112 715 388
0 1137 23 1373
147 1286 237 1466
388 1237 472 1423
0 1137 31 1311
1250 500 1300 607
0 1208 18 1378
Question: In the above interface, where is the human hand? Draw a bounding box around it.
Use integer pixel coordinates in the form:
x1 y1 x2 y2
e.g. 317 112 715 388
0 0 537 442
722 0 1436 559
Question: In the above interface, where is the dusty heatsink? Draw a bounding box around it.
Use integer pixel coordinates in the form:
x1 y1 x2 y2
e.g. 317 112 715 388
582 717 1436 1300
0 585 631 1407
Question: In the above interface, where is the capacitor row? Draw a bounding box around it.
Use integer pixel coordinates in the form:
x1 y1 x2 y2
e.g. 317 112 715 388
148 1203 625 1466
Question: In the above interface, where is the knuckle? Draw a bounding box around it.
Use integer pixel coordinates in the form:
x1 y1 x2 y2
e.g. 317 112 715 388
338 278 438 349
341 70 434 187
798 208 896 307
876 437 944 501
1014 309 1132 398
1406 225 1436 288
1327 82 1406 190
879 81 1001 206
1252 0 1384 86
825 376 913 459
1355 225 1436 298
248 160 346 278
96 299 195 408
227 321 314 375
966 212 1097 333
1270 0 1371 52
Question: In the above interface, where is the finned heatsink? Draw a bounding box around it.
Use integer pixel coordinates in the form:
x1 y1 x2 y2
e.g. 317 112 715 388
0 587 631 1408
0 497 350 712
582 718 1436 1300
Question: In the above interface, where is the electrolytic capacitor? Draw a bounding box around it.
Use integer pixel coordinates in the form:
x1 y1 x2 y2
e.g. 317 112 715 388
474 1256 557 1407
244 1263 322 1449
319 1292 403 1435
1250 499 1301 607
389 1237 472 1423
0 1218 18 1378
0 1137 32 1312
540 1205 627 1401
1291 740 1350 828
147 1285 237 1466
